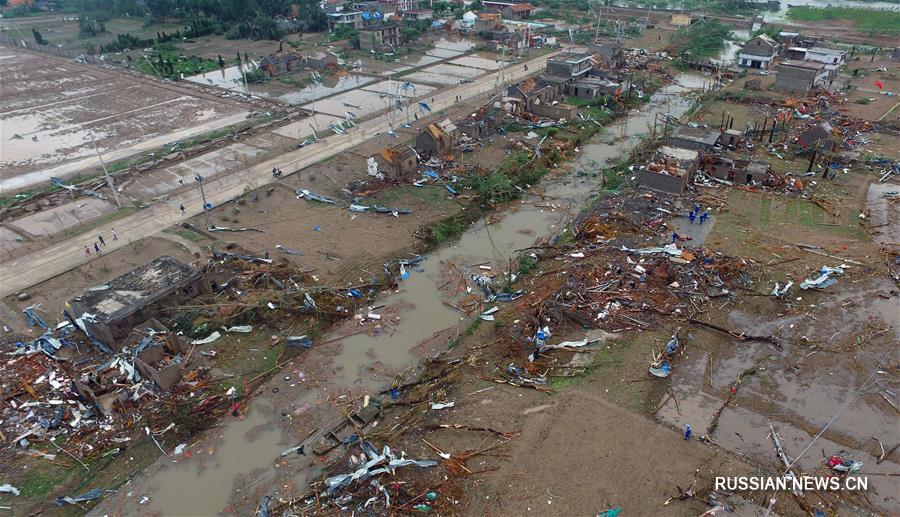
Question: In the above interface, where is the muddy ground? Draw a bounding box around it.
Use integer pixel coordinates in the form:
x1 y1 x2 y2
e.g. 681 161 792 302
0 45 250 186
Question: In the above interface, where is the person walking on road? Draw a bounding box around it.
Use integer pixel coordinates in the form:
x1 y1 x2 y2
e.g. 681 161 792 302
111 228 118 241
98 234 106 246
84 245 91 257
93 242 101 254
180 204 186 216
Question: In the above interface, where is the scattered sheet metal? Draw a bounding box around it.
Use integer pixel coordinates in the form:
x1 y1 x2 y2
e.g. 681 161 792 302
213 251 273 264
771 281 793 298
225 326 253 333
23 304 49 330
543 329 619 351
479 306 499 321
0 484 20 496
191 331 221 345
799 265 847 290
208 224 263 233
324 441 437 496
275 244 303 255
621 243 683 256
296 188 336 204
54 488 103 507
285 335 313 348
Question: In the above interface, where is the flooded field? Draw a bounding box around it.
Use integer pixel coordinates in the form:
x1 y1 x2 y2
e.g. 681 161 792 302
0 45 250 191
185 63 257 93
277 74 375 105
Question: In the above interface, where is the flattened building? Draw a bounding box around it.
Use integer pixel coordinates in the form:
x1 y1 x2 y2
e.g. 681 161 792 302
67 256 206 345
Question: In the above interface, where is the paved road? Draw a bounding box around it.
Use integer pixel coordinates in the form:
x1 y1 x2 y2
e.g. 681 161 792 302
0 50 561 297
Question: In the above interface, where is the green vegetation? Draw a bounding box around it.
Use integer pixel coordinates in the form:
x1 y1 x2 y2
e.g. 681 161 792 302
136 45 220 78
31 28 48 45
671 19 733 59
400 19 433 42
446 318 483 349
3 0 328 41
787 6 900 33
425 211 473 245
750 26 781 39
549 352 612 390
164 227 207 243
516 253 539 276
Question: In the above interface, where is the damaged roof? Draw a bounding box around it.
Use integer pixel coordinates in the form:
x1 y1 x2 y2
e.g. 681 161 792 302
69 256 200 322
671 125 720 146
658 145 699 163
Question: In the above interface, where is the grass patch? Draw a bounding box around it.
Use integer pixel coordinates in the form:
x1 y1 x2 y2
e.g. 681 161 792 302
446 318 483 349
163 226 206 243
65 206 139 239
787 6 900 33
549 352 615 390
425 212 472 245
516 253 539 275
375 185 455 206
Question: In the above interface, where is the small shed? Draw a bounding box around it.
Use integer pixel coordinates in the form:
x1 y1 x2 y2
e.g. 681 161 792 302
718 128 743 147
735 161 768 185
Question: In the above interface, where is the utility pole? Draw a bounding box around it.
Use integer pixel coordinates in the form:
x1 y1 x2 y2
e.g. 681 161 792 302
90 133 121 208
195 174 212 229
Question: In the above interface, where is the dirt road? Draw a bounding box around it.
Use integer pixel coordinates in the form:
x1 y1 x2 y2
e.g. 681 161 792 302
0 50 561 297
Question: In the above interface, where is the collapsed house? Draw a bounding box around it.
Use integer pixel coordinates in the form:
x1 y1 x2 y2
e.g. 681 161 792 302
371 144 418 179
719 128 743 147
66 256 207 345
587 40 623 69
639 146 699 194
702 155 769 185
798 122 839 152
569 76 620 100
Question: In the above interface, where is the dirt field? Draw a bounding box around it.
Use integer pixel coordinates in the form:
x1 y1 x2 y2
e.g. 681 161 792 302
0 44 250 190
187 182 466 282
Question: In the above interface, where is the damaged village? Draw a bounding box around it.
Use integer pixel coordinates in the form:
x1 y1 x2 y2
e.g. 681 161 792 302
0 0 899 514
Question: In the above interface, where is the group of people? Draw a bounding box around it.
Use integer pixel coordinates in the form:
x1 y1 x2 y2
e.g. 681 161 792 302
688 204 710 224
83 229 117 257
